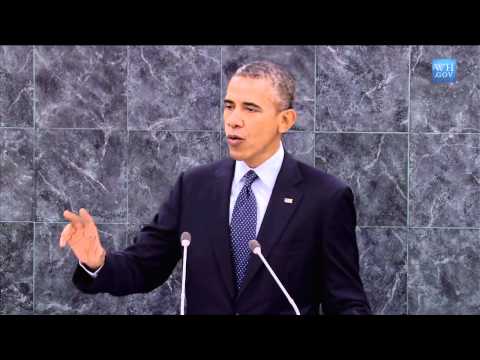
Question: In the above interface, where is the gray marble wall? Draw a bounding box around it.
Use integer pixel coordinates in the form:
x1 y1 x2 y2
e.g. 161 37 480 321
0 46 478 315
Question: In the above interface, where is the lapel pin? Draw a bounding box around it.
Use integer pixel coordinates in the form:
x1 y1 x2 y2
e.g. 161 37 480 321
284 197 294 204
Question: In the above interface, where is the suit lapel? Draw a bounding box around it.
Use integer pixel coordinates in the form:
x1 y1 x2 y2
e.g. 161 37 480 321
237 152 304 297
210 158 236 299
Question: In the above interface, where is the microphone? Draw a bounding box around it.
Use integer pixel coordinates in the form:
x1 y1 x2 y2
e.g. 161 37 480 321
248 240 300 315
180 231 191 315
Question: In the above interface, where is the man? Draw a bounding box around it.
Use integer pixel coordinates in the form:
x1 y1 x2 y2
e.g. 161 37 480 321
60 61 371 315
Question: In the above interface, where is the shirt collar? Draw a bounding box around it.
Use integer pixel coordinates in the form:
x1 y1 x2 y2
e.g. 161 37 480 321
233 142 285 190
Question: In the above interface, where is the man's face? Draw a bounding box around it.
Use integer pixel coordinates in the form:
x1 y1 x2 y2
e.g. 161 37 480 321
223 75 294 168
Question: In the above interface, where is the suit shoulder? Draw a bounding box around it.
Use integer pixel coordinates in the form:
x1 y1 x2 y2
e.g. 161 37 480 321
181 157 231 182
296 160 350 195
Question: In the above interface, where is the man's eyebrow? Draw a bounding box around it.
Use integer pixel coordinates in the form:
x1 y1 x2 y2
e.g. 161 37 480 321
223 99 262 110
242 102 262 109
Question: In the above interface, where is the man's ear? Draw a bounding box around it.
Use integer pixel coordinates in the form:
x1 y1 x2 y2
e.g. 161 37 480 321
279 109 297 134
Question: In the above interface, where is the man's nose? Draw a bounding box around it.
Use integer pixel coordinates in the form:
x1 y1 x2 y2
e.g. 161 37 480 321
226 110 243 128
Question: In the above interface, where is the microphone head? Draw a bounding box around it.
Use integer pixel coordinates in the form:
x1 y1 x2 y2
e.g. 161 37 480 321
248 240 261 255
180 231 191 247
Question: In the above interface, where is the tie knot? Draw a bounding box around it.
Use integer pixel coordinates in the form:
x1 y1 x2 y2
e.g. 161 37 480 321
243 170 258 188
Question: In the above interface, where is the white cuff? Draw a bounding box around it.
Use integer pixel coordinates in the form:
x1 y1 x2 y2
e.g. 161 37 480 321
79 261 104 278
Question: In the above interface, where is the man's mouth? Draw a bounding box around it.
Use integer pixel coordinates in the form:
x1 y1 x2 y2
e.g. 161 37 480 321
227 134 245 146
227 135 245 140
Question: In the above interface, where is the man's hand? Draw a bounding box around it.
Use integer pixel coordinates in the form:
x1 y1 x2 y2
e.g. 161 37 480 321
60 208 106 270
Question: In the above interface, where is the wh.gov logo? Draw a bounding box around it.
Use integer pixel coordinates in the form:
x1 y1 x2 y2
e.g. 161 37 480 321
432 59 456 84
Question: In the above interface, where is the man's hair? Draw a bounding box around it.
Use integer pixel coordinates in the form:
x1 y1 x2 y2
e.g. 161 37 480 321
231 61 296 111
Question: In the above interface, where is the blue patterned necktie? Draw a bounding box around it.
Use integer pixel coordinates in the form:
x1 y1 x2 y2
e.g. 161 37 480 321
230 170 258 290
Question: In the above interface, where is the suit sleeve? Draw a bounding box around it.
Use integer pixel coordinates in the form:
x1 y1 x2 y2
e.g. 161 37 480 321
72 173 184 296
319 186 371 315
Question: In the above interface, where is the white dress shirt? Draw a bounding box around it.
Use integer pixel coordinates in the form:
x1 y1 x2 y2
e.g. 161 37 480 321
229 142 285 236
79 261 103 277
82 142 285 277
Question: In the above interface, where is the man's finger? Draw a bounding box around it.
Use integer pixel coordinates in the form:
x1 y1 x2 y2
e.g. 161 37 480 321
63 210 83 229
59 223 73 248
79 208 94 225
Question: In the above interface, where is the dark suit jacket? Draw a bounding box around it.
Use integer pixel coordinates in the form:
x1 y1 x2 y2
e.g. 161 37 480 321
73 151 371 315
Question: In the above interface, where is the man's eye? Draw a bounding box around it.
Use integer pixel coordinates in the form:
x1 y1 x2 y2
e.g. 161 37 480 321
224 104 233 110
246 107 258 112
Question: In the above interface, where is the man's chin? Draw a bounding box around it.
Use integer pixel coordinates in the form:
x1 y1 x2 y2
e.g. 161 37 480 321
227 148 245 161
